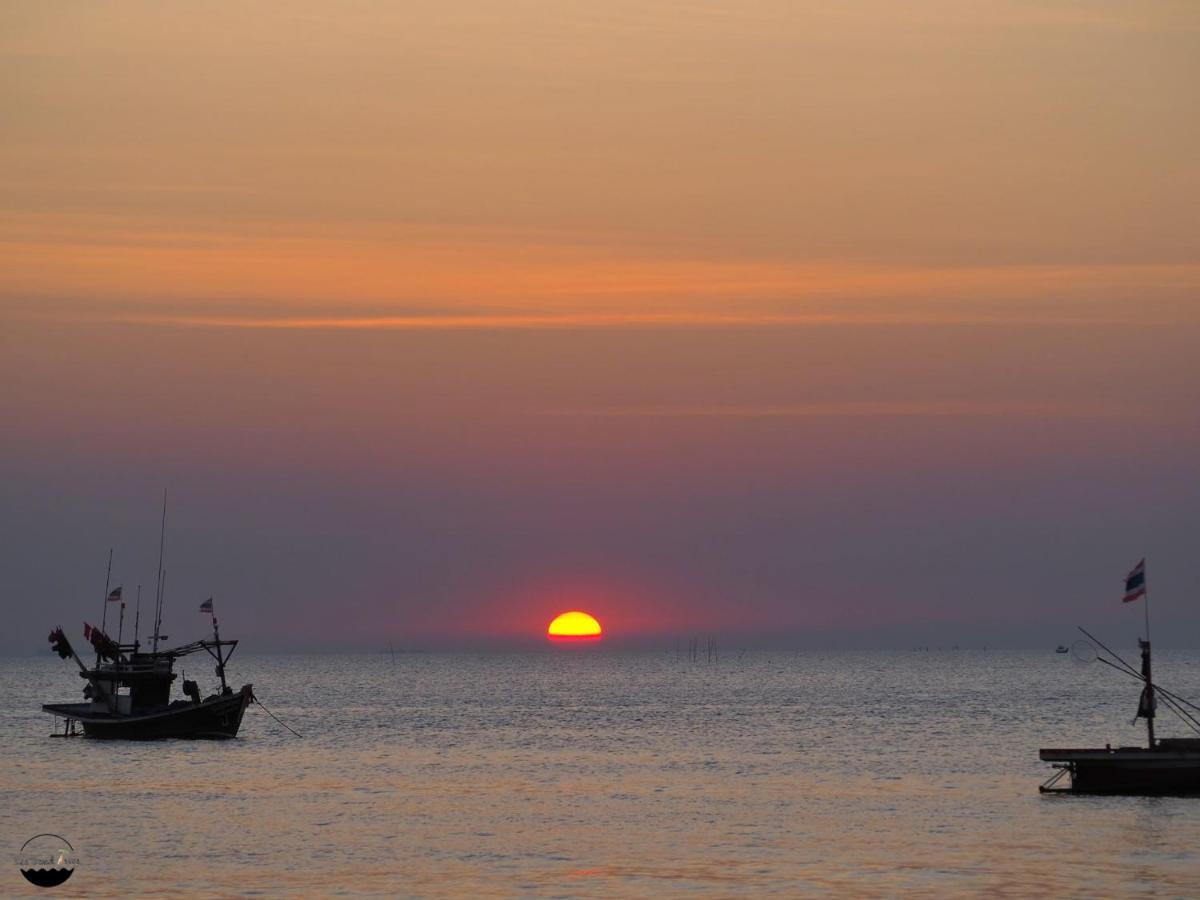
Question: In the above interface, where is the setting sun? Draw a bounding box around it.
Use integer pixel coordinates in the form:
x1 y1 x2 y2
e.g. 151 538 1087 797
547 611 603 642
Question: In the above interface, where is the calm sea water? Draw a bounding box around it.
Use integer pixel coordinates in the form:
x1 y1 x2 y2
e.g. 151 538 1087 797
3 648 1200 897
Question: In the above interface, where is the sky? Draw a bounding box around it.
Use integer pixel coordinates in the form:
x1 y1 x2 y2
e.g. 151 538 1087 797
2 1 1199 651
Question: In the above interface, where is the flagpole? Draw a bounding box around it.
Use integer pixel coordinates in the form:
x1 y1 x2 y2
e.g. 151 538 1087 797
1143 559 1151 644
99 549 113 640
1140 559 1155 748
208 599 229 695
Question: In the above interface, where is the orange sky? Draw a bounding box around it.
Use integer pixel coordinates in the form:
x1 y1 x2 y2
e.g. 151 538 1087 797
2 2 1198 647
4 1 1198 318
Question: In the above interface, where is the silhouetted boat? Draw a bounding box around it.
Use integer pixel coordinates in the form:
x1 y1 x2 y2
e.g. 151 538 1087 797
1040 562 1200 794
1055 645 1069 654
41 497 252 740
43 627 251 740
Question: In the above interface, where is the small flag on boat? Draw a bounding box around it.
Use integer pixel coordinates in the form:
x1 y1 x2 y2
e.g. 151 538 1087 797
199 597 213 614
106 586 122 602
1123 559 1146 603
83 623 117 658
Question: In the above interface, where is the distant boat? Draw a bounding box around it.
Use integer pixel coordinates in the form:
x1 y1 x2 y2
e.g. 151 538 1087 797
1055 645 1069 654
1040 563 1200 794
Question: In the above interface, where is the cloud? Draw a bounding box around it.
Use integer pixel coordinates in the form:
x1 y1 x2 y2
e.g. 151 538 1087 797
535 401 1144 419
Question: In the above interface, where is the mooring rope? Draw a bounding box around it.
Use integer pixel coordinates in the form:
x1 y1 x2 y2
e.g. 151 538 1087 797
252 692 302 737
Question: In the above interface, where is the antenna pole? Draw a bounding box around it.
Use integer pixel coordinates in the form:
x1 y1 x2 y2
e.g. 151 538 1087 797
97 548 113 666
100 548 113 632
133 584 142 653
153 491 167 653
156 568 167 649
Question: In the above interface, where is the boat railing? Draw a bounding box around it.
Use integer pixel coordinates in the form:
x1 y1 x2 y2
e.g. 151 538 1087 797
89 659 175 679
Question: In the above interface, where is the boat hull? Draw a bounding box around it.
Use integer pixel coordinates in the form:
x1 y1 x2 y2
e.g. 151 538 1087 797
44 684 253 740
1040 747 1200 795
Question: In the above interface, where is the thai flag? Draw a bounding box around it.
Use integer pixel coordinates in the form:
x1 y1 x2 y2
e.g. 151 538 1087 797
199 597 214 614
1123 559 1147 603
106 586 122 602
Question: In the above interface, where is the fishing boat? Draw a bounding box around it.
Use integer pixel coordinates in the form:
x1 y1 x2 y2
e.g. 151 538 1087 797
1039 560 1200 794
41 498 253 740
1055 645 1069 654
43 625 252 740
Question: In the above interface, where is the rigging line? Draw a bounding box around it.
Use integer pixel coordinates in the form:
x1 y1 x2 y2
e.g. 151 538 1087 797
1094 658 1200 733
1151 689 1200 735
1153 682 1200 716
253 694 302 738
1152 683 1200 733
1078 627 1142 678
1160 697 1200 735
1092 644 1200 718
1095 657 1134 677
1155 691 1200 733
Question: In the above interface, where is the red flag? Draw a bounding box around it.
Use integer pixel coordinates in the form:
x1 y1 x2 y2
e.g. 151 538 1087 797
1123 559 1146 603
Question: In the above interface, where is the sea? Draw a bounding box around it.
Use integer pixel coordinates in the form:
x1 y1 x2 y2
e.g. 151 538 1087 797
3 648 1200 897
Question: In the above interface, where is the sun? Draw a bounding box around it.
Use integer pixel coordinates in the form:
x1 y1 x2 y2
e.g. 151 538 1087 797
547 610 603 642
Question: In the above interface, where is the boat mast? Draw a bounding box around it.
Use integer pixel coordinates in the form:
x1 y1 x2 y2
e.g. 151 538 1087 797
97 548 113 666
157 569 167 646
211 603 229 694
152 491 167 654
133 584 141 652
1140 561 1155 748
116 597 126 653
